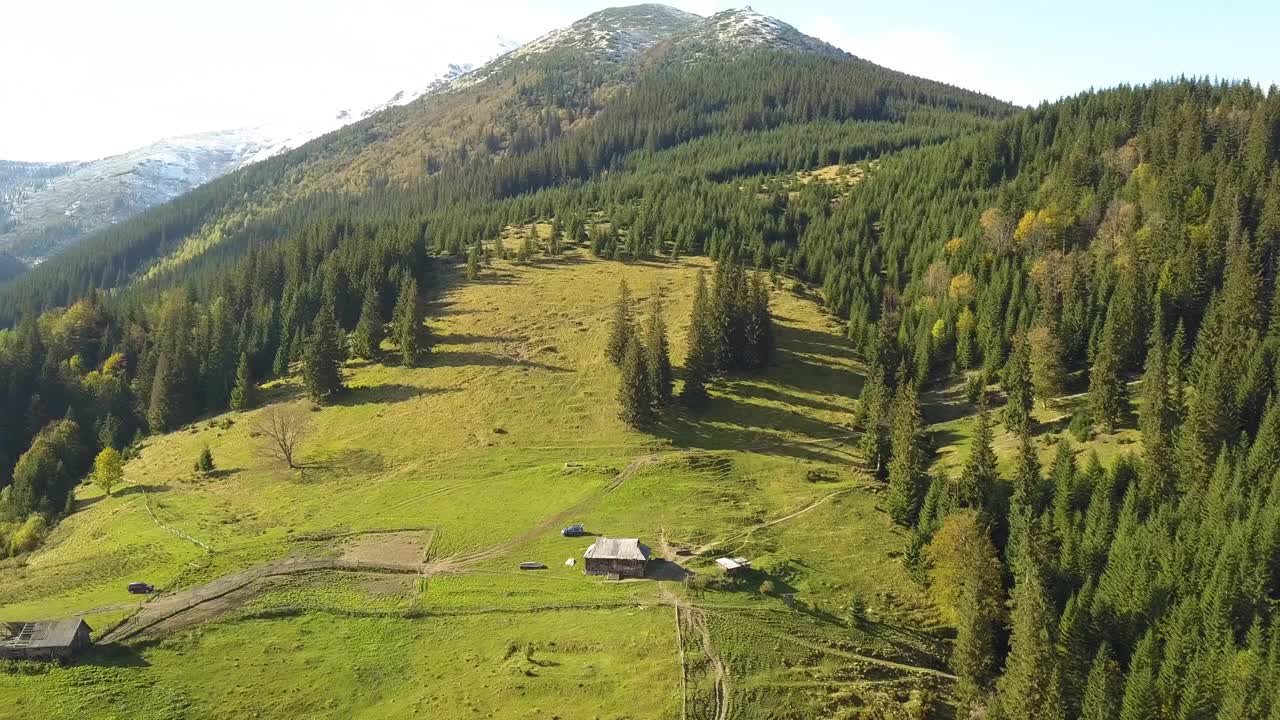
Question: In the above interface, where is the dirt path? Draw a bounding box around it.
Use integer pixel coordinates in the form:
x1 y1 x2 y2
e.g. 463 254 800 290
689 606 731 720
100 556 421 643
693 488 854 555
697 605 955 681
423 453 665 573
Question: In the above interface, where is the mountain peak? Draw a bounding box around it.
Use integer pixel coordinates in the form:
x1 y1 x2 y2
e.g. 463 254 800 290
511 4 701 63
682 6 850 59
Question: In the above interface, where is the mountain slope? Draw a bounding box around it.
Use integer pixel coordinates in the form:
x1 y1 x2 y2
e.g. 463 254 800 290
0 4 1011 318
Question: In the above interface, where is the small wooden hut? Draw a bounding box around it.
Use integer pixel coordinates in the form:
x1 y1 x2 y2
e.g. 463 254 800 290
583 537 651 578
0 619 92 661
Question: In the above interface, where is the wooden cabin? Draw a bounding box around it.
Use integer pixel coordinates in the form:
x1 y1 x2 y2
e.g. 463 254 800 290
0 619 92 661
583 537 651 578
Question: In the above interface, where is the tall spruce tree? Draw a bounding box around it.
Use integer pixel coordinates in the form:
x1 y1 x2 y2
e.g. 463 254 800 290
958 398 999 516
856 362 893 477
618 337 654 428
681 271 713 408
1089 311 1128 432
644 290 673 409
1119 633 1159 720
993 560 1066 720
303 303 344 403
886 381 926 525
1007 428 1042 565
606 279 635 366
1028 324 1066 407
229 351 257 411
1080 644 1123 720
350 274 385 360
393 273 423 367
1003 332 1034 434
927 511 1005 708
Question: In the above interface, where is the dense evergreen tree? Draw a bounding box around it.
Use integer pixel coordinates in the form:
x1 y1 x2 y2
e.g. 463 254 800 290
350 274 385 360
644 290 674 409
856 362 892 476
993 560 1066 720
303 303 345 403
1089 310 1128 432
229 351 257 411
618 337 654 428
681 271 714 408
886 381 926 525
1027 324 1066 408
1002 332 1033 434
927 511 1005 707
606 280 635 366
958 399 999 517
393 273 424 367
1080 644 1122 720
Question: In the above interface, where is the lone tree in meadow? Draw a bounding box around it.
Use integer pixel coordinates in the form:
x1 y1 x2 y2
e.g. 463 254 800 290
303 303 345 403
194 446 215 475
230 351 257 411
606 279 636 366
251 404 311 470
92 447 124 496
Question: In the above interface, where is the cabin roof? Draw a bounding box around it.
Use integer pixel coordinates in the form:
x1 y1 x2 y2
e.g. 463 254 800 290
0 619 91 650
715 557 751 571
583 537 651 561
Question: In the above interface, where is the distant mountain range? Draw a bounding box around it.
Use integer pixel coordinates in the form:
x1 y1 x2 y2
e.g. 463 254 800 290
0 37 519 276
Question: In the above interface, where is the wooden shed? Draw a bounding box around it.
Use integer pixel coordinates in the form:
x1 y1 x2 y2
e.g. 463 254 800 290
583 537 651 578
0 619 92 662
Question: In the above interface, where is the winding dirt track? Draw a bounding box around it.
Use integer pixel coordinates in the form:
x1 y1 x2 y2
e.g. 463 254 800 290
693 487 855 555
100 557 420 643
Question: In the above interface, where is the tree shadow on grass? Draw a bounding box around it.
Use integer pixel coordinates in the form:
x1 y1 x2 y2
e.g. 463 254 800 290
437 332 523 346
331 384 455 407
516 254 591 268
470 272 520 285
119 484 171 497
77 643 151 668
727 380 851 415
429 351 572 373
775 322 860 361
654 401 855 464
298 448 387 482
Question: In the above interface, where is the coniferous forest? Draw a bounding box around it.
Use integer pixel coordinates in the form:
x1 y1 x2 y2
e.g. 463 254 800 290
1 23 1280 715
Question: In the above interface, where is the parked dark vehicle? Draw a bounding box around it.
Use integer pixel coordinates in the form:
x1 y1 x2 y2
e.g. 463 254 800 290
127 582 154 594
561 524 585 537
518 562 547 570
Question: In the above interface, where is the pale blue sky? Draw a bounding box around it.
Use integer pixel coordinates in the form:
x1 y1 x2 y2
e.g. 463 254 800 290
4 0 1276 161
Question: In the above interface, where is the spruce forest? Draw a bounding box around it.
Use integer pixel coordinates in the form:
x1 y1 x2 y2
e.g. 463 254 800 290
2 4 1280 718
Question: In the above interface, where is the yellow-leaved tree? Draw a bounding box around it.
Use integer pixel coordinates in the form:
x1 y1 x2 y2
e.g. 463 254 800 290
93 447 124 496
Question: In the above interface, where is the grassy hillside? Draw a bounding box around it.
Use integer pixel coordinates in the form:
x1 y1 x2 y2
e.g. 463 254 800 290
1 252 951 719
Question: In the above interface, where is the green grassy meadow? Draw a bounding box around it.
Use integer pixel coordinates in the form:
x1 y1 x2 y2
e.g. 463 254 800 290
1 250 954 719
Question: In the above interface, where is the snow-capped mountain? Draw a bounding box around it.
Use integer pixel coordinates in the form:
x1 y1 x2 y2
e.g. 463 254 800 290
669 8 850 59
1 5 855 273
0 38 518 270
